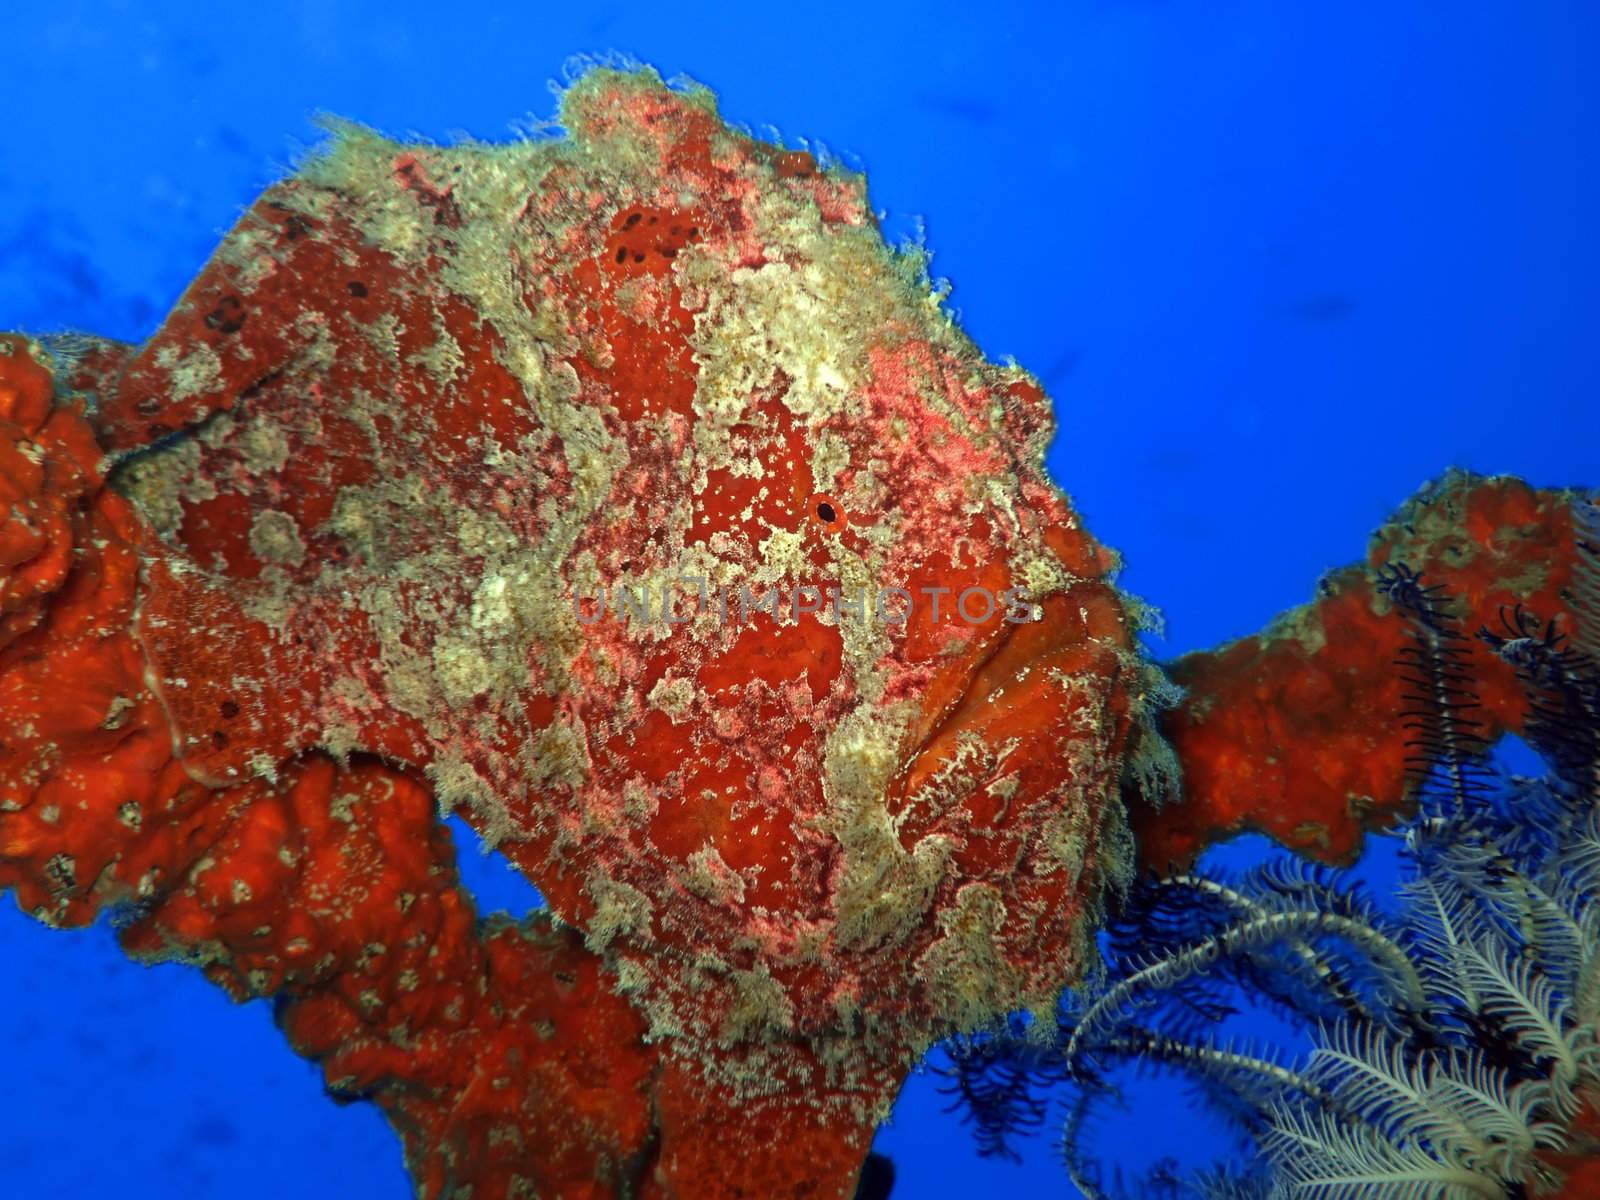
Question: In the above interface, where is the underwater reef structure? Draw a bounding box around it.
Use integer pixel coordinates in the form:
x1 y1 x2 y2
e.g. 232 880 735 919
940 541 1600 1197
0 66 1589 1198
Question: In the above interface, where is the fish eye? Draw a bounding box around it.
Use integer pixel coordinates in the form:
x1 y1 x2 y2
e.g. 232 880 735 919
809 494 848 528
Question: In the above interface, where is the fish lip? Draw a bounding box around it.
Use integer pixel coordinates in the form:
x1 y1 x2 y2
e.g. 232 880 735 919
887 581 1133 815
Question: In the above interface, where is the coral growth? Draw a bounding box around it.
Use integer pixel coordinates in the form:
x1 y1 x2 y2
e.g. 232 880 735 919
1144 473 1586 870
1 331 665 1196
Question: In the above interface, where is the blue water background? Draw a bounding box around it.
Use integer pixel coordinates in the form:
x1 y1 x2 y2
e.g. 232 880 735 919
2 2 1597 1195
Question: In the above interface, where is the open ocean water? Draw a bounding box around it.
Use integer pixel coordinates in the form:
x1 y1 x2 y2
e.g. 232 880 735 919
1 2 1597 1196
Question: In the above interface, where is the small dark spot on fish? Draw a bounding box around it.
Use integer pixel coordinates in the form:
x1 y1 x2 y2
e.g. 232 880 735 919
346 281 368 297
204 294 246 335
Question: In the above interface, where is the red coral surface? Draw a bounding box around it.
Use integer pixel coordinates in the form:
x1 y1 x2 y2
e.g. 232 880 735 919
1141 472 1586 871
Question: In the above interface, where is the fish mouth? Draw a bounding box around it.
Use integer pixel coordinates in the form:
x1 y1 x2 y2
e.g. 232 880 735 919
886 579 1137 841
